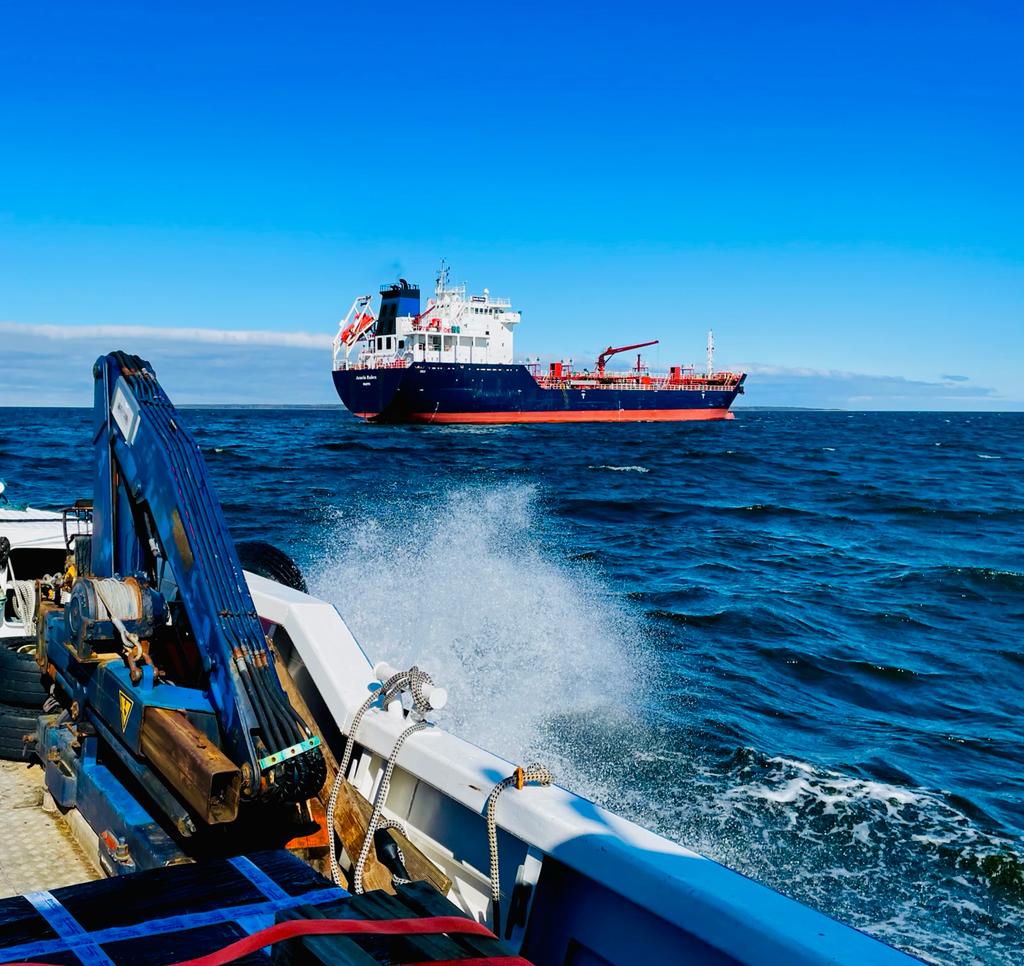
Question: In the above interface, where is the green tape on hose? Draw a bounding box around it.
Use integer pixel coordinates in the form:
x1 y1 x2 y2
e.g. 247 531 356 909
258 734 321 771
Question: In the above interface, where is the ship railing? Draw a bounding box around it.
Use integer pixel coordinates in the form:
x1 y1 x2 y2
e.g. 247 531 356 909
335 358 410 372
331 334 347 371
532 374 743 391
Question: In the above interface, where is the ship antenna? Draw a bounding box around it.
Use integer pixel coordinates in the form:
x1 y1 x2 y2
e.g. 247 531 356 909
706 329 715 377
436 258 449 298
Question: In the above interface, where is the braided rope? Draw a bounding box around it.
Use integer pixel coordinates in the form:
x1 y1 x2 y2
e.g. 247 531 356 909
326 666 437 887
486 763 554 937
326 687 382 886
11 570 64 636
353 719 428 894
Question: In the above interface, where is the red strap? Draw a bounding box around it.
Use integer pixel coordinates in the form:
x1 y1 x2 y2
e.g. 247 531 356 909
2 915 531 966
175 916 505 966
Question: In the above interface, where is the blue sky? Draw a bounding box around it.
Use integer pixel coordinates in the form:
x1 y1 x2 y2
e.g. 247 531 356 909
1 2 1021 408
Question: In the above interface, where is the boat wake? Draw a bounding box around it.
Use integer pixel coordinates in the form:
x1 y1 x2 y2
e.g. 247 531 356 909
639 748 1024 965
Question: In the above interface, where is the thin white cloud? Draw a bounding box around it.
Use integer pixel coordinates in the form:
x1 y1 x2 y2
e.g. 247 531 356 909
0 321 332 350
727 360 1018 410
0 322 339 406
734 362 842 379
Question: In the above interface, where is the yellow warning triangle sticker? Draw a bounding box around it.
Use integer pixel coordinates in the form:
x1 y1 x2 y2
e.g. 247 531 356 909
119 691 134 732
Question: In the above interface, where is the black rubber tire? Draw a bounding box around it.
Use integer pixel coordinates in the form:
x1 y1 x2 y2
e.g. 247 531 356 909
0 638 48 708
0 702 40 761
236 540 308 593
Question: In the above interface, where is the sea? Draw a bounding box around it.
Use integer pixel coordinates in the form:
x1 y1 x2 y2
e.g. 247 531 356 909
3 406 1023 965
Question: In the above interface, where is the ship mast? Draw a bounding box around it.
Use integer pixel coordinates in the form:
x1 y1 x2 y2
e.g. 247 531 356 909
435 258 449 300
706 329 715 377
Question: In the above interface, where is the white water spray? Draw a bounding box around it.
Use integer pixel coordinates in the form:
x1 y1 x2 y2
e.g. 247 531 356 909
308 484 646 771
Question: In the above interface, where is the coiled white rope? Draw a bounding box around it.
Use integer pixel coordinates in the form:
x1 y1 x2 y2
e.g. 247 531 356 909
6 554 39 636
486 763 554 937
88 578 141 622
89 578 144 661
11 573 73 638
12 579 37 635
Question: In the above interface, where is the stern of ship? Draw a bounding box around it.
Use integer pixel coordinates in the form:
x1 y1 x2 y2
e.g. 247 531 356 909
332 365 408 421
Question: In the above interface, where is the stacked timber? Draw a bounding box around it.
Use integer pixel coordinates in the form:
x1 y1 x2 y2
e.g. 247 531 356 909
0 850 341 965
274 880 520 964
0 851 525 965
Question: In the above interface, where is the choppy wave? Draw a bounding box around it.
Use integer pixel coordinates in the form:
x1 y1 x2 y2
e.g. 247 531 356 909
704 752 1024 957
880 564 1024 595
596 746 1024 965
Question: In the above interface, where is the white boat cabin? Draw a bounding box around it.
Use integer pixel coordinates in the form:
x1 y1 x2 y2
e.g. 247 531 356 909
334 263 521 369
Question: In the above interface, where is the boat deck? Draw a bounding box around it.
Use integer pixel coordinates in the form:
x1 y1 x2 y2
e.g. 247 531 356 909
0 760 98 898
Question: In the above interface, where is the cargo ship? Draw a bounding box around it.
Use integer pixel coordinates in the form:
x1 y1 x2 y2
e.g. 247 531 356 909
331 263 746 423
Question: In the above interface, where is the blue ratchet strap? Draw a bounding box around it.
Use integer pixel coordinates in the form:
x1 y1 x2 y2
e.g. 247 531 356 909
228 855 290 902
0 886 348 964
23 890 115 966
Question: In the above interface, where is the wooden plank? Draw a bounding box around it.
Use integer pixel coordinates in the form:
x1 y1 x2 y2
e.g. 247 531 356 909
270 646 451 896
329 779 394 894
339 781 451 896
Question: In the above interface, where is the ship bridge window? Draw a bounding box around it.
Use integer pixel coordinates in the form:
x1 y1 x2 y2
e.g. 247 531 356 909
429 335 441 349
443 336 455 350
398 339 405 349
458 336 472 346
386 337 392 350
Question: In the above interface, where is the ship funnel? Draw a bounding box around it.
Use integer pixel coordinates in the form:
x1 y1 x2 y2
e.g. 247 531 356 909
377 280 421 336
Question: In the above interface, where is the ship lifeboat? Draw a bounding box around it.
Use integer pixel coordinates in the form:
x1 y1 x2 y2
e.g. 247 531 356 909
341 311 375 346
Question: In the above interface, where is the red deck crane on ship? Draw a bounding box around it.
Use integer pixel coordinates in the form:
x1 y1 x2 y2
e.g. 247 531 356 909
595 340 659 376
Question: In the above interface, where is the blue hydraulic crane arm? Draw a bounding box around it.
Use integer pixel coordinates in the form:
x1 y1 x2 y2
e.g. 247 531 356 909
90 351 325 804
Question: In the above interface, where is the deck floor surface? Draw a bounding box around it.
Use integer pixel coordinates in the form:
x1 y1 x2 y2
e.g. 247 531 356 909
0 760 98 897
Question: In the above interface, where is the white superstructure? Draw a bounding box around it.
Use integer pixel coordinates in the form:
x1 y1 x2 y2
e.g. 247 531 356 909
333 261 521 370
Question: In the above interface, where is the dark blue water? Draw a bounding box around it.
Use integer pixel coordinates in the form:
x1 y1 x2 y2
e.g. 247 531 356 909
3 407 1023 964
